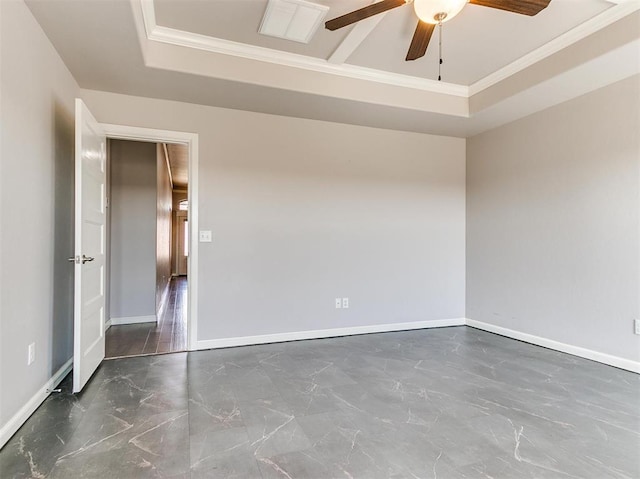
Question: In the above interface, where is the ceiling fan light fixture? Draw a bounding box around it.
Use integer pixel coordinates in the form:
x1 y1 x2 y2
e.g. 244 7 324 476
413 0 468 24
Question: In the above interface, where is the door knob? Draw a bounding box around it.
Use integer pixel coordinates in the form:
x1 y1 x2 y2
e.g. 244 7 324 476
67 255 95 264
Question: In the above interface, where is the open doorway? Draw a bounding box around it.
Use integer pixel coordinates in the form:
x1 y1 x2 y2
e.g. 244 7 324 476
69 108 198 391
104 140 190 359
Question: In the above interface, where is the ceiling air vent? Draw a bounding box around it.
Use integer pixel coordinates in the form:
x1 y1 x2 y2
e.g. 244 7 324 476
259 0 329 44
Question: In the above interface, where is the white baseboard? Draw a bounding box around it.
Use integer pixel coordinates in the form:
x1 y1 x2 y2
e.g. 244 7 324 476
104 318 112 332
0 358 73 449
466 318 640 374
196 317 640 373
196 318 465 350
110 315 157 326
2 317 635 450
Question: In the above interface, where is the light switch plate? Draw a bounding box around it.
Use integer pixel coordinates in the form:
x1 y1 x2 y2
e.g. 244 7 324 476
199 230 212 242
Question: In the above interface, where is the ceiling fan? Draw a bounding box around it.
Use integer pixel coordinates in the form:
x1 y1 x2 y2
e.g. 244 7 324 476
325 0 552 62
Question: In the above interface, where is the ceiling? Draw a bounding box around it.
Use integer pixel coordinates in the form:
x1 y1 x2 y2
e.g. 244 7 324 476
153 0 611 85
25 0 640 137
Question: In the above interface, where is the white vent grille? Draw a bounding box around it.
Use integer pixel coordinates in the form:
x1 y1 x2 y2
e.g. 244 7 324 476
259 0 330 44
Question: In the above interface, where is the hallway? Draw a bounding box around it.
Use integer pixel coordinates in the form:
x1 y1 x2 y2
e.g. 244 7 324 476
105 277 187 358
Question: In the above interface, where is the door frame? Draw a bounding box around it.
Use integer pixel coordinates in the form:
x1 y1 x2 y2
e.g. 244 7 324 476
101 123 199 350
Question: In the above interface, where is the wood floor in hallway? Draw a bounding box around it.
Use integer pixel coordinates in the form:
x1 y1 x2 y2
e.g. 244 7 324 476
105 276 187 358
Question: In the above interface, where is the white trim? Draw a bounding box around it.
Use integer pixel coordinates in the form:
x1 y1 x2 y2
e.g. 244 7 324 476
102 124 198 146
150 25 468 96
139 0 638 99
140 0 157 40
328 8 388 64
196 318 465 350
466 319 640 374
197 317 639 373
104 318 112 332
468 2 640 95
110 315 157 325
0 358 73 449
139 0 466 97
187 131 199 351
100 123 199 351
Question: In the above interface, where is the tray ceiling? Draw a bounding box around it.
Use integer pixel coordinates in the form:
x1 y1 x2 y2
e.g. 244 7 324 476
24 0 640 137
153 0 612 85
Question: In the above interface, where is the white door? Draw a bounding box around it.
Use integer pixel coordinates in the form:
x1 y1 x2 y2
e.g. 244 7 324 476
72 99 107 393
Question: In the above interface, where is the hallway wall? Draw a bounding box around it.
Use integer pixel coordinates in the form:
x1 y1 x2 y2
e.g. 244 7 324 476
156 145 172 311
109 140 157 321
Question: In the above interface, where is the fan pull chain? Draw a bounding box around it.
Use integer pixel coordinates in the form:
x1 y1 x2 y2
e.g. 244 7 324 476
438 22 443 81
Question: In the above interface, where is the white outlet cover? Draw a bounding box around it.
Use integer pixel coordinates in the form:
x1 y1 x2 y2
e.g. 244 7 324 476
342 298 349 309
335 298 342 309
199 230 212 242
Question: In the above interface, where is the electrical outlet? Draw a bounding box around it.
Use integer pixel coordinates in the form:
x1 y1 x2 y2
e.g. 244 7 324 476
199 230 212 242
28 343 35 365
635 319 640 335
342 297 349 309
335 298 342 309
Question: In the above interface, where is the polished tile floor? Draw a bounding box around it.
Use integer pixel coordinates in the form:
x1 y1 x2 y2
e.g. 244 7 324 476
1 327 638 478
105 277 188 358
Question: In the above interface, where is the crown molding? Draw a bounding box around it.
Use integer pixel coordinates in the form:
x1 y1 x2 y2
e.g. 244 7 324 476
468 1 640 95
139 0 638 101
141 0 157 39
149 24 470 96
139 0 467 97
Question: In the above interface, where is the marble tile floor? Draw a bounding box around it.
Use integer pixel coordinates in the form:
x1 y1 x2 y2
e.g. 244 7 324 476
1 326 639 478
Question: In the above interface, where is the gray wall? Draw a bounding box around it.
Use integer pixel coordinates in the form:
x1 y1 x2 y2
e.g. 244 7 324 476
109 140 157 320
156 145 172 310
467 75 640 362
81 90 467 341
0 0 79 428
